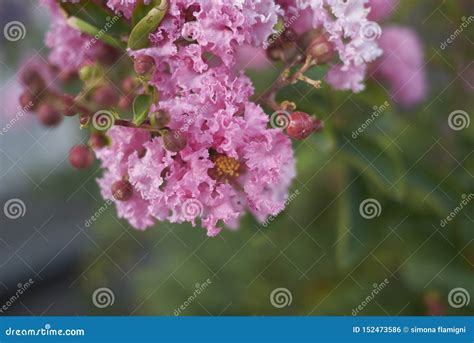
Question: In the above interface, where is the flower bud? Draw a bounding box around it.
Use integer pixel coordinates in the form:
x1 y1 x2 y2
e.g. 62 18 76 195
89 132 108 149
134 55 155 75
37 103 62 127
96 45 120 65
79 114 90 126
151 110 170 128
162 130 187 152
69 144 94 169
20 68 46 95
121 76 136 94
112 180 133 201
19 91 39 111
118 96 132 110
301 32 334 64
62 94 77 116
307 35 334 64
286 111 322 140
93 86 118 107
281 28 298 43
79 65 100 83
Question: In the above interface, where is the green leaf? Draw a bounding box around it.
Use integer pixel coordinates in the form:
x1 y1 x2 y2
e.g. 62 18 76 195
133 94 153 126
132 0 163 27
59 1 130 38
128 0 168 50
67 17 125 50
339 133 405 200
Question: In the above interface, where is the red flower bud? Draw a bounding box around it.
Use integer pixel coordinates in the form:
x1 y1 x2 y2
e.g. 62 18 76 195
118 96 132 110
134 55 155 75
93 86 118 107
79 114 90 126
37 103 62 127
19 91 39 111
89 132 108 149
307 34 334 64
281 28 298 43
121 76 136 94
286 111 323 140
19 68 46 95
69 144 94 169
162 130 187 152
112 180 133 201
62 94 77 116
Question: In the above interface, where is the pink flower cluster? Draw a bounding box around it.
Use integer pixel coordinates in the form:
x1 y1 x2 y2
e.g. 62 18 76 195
38 0 387 235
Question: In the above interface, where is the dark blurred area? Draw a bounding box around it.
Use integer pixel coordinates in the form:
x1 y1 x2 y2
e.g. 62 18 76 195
0 0 473 316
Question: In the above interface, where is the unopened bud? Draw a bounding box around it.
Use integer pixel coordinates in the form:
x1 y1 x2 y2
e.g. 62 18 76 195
286 111 322 140
69 144 94 169
162 130 187 152
89 132 108 149
134 55 155 75
37 103 62 127
20 68 46 95
93 86 118 107
307 34 334 64
112 180 133 201
19 91 38 111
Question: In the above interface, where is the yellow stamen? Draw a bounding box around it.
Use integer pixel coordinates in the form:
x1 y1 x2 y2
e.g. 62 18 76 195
214 155 240 180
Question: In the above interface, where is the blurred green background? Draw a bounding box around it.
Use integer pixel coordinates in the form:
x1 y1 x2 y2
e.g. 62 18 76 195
0 0 472 316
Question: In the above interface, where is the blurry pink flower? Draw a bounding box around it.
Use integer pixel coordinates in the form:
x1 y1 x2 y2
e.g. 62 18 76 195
367 0 399 21
373 26 427 106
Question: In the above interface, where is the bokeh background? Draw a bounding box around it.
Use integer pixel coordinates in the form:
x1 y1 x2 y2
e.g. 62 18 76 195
0 0 473 316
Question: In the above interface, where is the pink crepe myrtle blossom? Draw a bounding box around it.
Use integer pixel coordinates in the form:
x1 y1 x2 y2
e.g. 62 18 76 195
372 26 427 106
27 0 387 235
